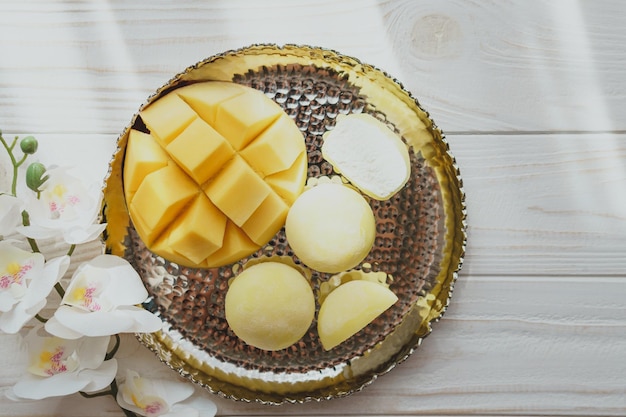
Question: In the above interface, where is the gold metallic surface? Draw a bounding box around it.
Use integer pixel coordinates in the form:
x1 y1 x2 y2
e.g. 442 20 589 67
103 44 466 405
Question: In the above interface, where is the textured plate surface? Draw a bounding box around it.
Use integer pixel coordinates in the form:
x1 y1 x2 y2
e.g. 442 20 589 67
103 44 466 405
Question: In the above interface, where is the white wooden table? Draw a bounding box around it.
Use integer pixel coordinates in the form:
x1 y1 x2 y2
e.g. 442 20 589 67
1 0 625 415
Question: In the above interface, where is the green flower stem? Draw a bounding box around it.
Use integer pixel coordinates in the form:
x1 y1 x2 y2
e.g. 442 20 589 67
105 334 121 361
79 389 114 399
0 133 20 196
26 237 40 253
54 282 65 298
67 244 76 257
80 378 138 417
21 211 41 253
15 153 28 167
34 314 48 323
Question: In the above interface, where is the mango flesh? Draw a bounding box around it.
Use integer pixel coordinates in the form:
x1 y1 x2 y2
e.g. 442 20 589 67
224 262 315 351
123 81 307 268
285 183 376 273
317 279 398 350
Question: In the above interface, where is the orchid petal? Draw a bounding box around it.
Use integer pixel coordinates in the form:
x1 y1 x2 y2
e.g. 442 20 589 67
79 359 118 393
48 306 161 338
89 255 149 305
0 291 18 312
164 406 201 417
21 255 70 309
0 194 22 236
12 370 91 399
44 315 84 340
116 369 201 417
0 299 46 334
172 395 218 417
75 335 110 369
63 223 107 245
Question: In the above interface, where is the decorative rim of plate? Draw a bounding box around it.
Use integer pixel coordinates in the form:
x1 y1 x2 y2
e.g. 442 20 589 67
102 43 467 405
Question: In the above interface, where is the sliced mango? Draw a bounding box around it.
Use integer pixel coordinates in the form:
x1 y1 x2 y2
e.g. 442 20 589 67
124 81 307 268
140 93 197 145
213 89 283 150
123 129 168 202
129 163 198 244
240 114 305 176
166 194 227 264
165 118 234 184
204 221 259 268
203 155 272 227
265 151 308 205
176 81 247 125
241 192 289 245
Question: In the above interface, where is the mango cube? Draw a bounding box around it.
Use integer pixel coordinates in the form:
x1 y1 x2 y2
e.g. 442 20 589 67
204 155 272 227
213 89 283 150
123 130 168 202
130 163 198 244
166 118 234 184
240 114 305 176
166 194 227 264
204 221 259 267
140 93 197 145
241 192 289 245
264 151 308 205
177 81 247 125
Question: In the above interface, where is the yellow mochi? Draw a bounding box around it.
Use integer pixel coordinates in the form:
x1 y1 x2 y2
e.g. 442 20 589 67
225 262 315 351
317 280 398 350
123 81 307 268
285 183 376 273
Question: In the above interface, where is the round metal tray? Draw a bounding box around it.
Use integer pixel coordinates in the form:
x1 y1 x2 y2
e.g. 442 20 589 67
103 44 466 405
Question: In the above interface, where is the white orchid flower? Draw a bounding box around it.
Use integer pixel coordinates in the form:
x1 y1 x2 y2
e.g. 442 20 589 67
0 241 69 333
16 166 106 245
45 254 162 339
10 326 117 400
0 194 22 238
117 369 217 417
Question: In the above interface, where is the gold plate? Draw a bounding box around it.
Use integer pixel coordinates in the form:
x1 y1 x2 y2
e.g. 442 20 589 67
103 44 466 404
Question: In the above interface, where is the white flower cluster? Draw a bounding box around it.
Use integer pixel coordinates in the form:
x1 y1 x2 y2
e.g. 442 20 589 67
0 133 217 416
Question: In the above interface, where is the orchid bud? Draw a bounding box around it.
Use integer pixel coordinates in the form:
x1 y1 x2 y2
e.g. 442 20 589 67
26 162 48 193
20 136 38 155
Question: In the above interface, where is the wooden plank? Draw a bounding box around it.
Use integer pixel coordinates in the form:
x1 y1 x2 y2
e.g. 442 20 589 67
1 276 624 416
447 132 626 276
379 0 626 133
1 0 626 135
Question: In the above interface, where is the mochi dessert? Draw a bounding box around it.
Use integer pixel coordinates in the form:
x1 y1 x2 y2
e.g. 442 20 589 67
123 81 307 268
285 182 376 274
224 262 315 351
321 113 411 200
317 279 398 350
